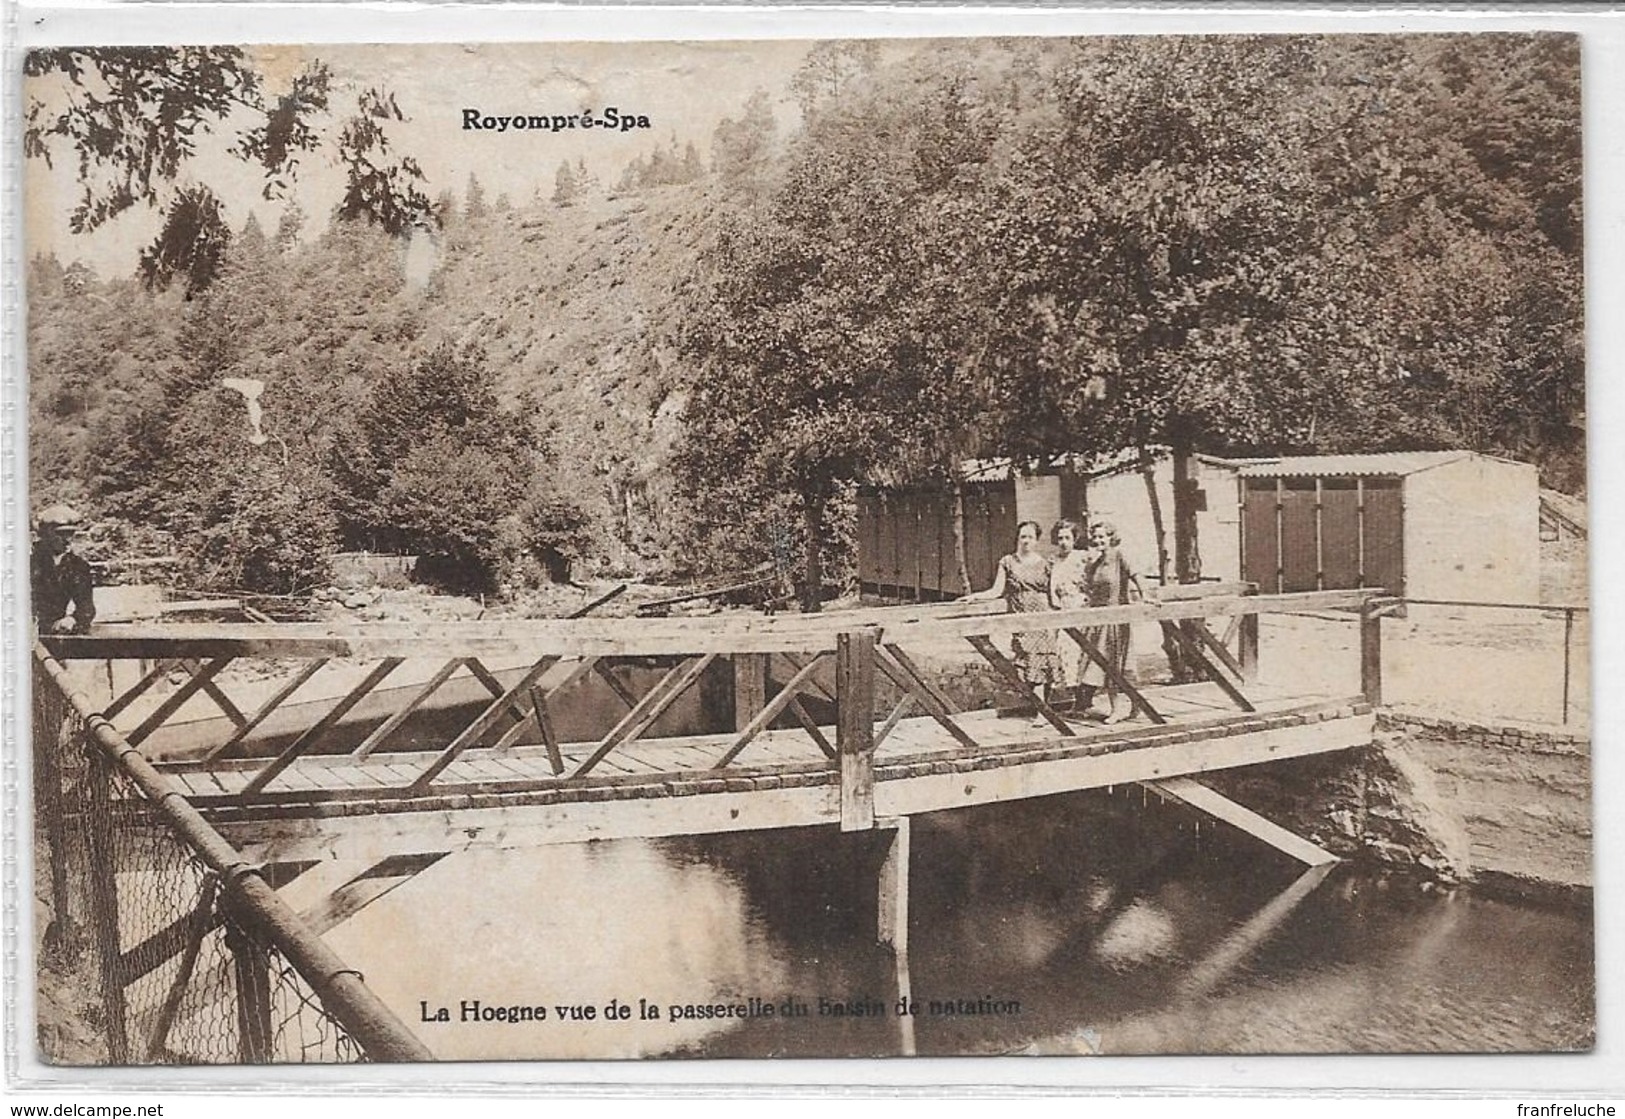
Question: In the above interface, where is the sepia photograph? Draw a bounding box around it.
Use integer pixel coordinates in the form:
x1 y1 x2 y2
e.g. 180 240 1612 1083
21 33 1590 1067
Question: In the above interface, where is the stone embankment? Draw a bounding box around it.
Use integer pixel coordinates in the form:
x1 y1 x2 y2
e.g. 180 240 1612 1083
1377 711 1590 894
1206 710 1589 902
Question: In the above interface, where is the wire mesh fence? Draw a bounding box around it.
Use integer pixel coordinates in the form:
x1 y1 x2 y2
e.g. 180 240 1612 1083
32 647 422 1065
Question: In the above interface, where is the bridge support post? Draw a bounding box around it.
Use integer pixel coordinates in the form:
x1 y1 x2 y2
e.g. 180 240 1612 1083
1239 614 1259 683
876 816 910 951
1360 600 1383 707
837 628 879 832
875 816 915 1056
733 653 767 731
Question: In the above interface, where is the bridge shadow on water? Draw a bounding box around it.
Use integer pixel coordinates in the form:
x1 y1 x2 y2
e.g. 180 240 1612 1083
651 787 1592 1057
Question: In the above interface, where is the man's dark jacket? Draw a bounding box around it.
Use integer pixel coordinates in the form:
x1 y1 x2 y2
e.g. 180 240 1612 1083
31 546 95 633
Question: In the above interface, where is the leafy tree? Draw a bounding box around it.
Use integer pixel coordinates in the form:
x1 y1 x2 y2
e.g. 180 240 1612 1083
167 423 337 594
646 143 681 187
275 201 306 251
332 342 582 590
137 185 233 297
616 154 648 193
574 157 601 195
335 88 436 234
26 49 436 274
677 33 1582 610
711 90 777 181
682 141 705 181
788 41 881 119
24 47 323 231
679 53 1017 602
432 189 458 230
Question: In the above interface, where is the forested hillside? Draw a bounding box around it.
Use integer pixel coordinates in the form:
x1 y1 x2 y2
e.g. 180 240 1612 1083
28 177 740 591
27 35 1583 602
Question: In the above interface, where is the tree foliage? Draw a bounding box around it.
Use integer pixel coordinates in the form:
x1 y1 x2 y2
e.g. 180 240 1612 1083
552 160 580 207
711 90 778 181
32 212 589 593
24 47 310 232
677 34 1585 599
617 140 704 193
332 342 579 591
137 185 233 297
334 88 436 234
27 48 437 285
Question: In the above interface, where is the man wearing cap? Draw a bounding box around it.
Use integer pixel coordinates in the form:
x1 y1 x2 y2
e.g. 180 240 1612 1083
32 505 96 634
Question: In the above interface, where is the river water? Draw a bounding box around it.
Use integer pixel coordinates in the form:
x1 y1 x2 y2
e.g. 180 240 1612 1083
321 787 1593 1060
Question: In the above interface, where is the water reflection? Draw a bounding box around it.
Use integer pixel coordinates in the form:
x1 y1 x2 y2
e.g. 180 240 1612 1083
323 840 791 1059
315 787 1592 1059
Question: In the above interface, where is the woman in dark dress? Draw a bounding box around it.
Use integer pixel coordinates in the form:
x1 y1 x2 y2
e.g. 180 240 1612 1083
963 520 1062 725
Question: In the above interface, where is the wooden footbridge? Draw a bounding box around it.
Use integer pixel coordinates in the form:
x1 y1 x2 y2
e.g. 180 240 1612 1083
41 587 1384 963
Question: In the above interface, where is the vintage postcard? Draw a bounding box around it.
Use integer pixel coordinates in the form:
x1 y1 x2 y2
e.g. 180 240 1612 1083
21 33 1590 1069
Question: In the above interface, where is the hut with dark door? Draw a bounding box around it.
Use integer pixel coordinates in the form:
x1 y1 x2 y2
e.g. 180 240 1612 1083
1238 451 1539 602
857 467 1088 601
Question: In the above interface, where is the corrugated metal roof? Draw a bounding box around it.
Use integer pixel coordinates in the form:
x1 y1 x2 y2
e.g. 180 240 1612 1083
962 447 1245 482
1235 451 1472 479
954 449 1498 481
1540 488 1587 533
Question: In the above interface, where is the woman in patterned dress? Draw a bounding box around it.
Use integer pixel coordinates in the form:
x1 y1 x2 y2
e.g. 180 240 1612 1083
963 520 1062 725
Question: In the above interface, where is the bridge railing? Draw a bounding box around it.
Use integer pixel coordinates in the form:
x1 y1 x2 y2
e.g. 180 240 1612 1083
32 644 431 1066
1351 597 1587 727
38 589 1382 811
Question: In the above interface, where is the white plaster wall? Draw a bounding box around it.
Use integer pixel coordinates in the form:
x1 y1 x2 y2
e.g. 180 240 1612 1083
1085 459 1242 584
1404 457 1541 603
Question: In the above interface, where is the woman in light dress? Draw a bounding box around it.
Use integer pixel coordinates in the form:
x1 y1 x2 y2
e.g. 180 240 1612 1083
1079 520 1144 723
1047 519 1094 710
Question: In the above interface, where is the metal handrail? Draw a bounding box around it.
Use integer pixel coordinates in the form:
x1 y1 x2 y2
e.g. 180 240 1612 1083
33 643 433 1062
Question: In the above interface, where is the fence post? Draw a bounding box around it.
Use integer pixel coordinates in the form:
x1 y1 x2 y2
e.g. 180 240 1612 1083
1562 608 1574 725
81 754 130 1063
33 664 80 958
227 921 276 1063
837 628 878 832
1239 587 1260 684
1360 599 1383 707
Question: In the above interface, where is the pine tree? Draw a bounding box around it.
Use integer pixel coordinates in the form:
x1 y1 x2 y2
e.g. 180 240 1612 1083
552 160 579 207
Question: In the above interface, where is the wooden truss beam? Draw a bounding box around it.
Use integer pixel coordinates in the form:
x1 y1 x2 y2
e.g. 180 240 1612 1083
297 853 449 936
410 658 560 790
125 658 233 747
713 652 832 768
351 658 469 760
45 589 1378 661
203 658 330 762
572 653 718 778
965 634 1074 735
1063 627 1165 725
1144 776 1338 867
242 658 405 794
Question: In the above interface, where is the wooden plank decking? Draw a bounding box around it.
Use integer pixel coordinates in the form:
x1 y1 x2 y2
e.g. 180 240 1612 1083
186 681 1375 862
